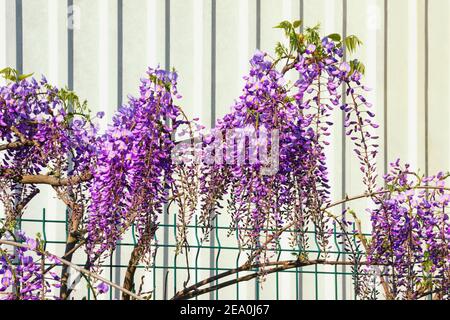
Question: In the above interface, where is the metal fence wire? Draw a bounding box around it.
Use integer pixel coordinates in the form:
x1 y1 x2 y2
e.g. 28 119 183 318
11 208 367 300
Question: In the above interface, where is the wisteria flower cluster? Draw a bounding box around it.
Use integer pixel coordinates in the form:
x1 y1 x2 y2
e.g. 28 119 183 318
197 23 374 266
0 68 97 224
366 160 450 299
87 67 184 264
198 49 331 263
0 228 60 300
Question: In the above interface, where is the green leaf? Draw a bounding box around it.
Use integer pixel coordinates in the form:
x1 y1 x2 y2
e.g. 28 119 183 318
0 67 17 82
292 20 302 29
422 252 433 272
274 20 293 37
327 33 341 42
274 20 292 30
350 59 366 75
18 73 34 81
0 67 33 82
289 32 299 51
305 24 321 44
275 41 288 58
344 35 363 54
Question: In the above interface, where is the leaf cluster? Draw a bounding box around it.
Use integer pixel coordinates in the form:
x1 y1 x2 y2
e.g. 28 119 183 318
274 20 365 75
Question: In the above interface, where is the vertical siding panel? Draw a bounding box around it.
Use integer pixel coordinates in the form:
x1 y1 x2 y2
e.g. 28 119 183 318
4 0 16 70
15 0 22 73
194 0 212 128
407 0 419 168
417 0 427 172
47 0 67 87
99 0 118 128
387 1 410 166
216 0 254 119
22 0 47 76
171 0 195 118
121 1 165 107
428 0 450 173
387 0 426 173
73 0 117 126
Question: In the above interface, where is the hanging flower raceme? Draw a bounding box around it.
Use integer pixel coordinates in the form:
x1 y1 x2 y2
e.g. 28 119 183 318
87 67 183 263
291 37 346 253
198 49 332 264
340 69 379 193
367 160 450 300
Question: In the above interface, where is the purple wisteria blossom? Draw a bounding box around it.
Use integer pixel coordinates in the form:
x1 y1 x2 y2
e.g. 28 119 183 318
87 67 183 264
367 160 450 299
0 230 60 300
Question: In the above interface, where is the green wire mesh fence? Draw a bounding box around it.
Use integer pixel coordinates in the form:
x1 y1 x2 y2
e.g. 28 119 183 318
9 208 367 300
